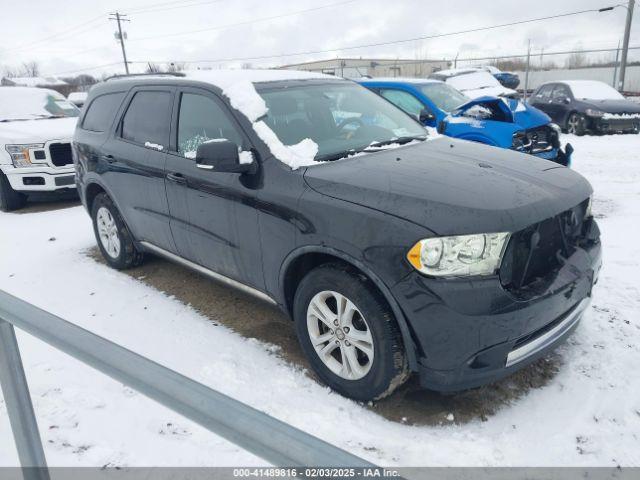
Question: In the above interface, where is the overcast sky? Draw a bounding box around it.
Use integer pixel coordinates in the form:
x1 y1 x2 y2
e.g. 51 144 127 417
0 0 637 78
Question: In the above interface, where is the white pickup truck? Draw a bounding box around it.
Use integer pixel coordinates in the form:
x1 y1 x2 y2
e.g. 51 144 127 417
0 86 79 211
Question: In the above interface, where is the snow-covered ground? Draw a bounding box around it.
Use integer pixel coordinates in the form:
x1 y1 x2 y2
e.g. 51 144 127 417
1 134 639 467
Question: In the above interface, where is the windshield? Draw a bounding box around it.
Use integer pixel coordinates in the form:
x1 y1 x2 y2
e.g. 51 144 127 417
0 88 80 121
256 81 427 161
446 71 501 91
420 83 469 112
568 81 625 101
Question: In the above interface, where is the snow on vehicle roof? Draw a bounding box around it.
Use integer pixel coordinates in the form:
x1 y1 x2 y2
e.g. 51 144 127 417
431 68 479 78
0 86 78 121
560 80 625 101
359 77 442 84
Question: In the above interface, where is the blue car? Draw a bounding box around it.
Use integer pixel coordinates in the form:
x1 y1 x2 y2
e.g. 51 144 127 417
358 78 572 166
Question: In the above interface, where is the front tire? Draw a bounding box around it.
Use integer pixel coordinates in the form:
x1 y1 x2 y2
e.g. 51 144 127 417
0 171 27 212
91 193 143 269
293 264 409 401
566 113 587 136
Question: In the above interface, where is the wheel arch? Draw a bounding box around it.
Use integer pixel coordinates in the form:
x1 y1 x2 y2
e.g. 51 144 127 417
279 245 420 370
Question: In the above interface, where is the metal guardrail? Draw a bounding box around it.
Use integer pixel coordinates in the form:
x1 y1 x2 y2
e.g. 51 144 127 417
0 289 373 477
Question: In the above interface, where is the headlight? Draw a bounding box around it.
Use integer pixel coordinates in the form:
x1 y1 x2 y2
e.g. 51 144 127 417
407 233 510 277
586 196 593 218
5 144 44 168
585 108 604 118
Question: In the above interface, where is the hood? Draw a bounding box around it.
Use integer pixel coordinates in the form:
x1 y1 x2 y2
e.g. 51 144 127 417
579 98 640 115
453 96 550 129
0 117 77 144
304 138 592 236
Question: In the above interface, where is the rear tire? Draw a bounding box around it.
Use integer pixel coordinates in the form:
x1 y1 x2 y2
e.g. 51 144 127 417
91 193 144 269
566 113 587 136
0 171 27 212
293 263 409 401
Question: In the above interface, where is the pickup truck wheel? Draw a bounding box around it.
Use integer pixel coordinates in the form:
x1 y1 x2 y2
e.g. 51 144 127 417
91 193 143 269
567 113 587 136
293 264 409 401
0 171 27 212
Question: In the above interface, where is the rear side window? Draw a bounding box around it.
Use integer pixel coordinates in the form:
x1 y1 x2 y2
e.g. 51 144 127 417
121 91 172 146
82 92 125 132
379 89 424 117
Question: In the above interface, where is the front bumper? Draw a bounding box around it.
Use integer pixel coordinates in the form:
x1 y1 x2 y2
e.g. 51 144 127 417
392 239 601 392
589 116 640 134
2 165 76 192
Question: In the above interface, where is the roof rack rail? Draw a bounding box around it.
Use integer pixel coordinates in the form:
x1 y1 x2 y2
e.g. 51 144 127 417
104 72 186 81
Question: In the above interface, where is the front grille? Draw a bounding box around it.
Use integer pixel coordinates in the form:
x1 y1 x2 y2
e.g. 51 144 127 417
48 143 73 167
500 199 594 298
514 125 559 155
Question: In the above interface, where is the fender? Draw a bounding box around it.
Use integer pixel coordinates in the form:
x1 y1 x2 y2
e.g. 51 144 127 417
279 245 420 370
80 173 131 228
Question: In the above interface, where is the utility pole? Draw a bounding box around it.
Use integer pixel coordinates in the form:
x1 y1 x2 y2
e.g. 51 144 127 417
613 39 621 88
524 40 531 101
109 12 130 75
619 0 635 92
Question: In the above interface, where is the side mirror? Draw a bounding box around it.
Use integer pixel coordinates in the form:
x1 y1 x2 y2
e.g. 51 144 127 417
563 97 571 104
195 140 254 174
418 108 436 123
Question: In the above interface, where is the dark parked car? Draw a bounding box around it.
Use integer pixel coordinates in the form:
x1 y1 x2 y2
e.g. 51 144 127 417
529 80 640 135
73 71 602 400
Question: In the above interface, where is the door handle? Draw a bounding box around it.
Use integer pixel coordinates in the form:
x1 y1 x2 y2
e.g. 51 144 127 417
101 154 116 163
166 172 186 184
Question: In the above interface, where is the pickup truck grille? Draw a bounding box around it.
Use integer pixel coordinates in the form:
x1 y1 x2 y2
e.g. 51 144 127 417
499 199 593 298
49 142 73 167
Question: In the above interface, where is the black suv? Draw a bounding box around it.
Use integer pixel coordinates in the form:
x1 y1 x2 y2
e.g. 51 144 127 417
73 71 601 401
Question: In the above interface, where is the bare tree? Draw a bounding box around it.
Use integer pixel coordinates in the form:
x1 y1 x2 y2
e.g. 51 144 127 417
21 61 40 77
566 52 587 69
145 62 163 73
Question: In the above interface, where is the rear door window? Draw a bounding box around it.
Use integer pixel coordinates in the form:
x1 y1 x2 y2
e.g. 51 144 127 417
379 89 424 117
176 92 244 158
120 91 172 147
82 92 125 132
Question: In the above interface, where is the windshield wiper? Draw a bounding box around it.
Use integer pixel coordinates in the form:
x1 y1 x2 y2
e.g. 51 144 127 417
364 135 427 150
316 136 426 163
316 149 359 162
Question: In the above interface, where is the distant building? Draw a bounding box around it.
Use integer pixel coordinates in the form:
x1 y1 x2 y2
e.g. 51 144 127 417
278 57 450 79
1 76 71 96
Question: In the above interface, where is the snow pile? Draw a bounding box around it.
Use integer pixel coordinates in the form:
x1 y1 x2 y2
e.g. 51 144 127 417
144 142 164 151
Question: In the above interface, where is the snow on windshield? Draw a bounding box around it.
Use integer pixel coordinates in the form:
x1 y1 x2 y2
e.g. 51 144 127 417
0 87 80 121
184 70 429 169
566 81 625 100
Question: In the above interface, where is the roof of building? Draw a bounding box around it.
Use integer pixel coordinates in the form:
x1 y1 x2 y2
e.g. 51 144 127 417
2 76 68 87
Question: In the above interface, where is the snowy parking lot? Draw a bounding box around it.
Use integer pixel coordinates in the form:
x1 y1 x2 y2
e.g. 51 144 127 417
1 133 639 467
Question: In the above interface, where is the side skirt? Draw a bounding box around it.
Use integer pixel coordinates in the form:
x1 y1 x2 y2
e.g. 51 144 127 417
139 241 278 306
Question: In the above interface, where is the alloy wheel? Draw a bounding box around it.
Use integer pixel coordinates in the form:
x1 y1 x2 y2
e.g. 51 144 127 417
567 114 581 134
306 290 374 380
96 207 121 259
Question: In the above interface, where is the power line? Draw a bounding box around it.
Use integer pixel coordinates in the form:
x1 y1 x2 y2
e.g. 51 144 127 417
127 0 225 15
130 5 621 64
128 0 359 42
0 14 106 54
